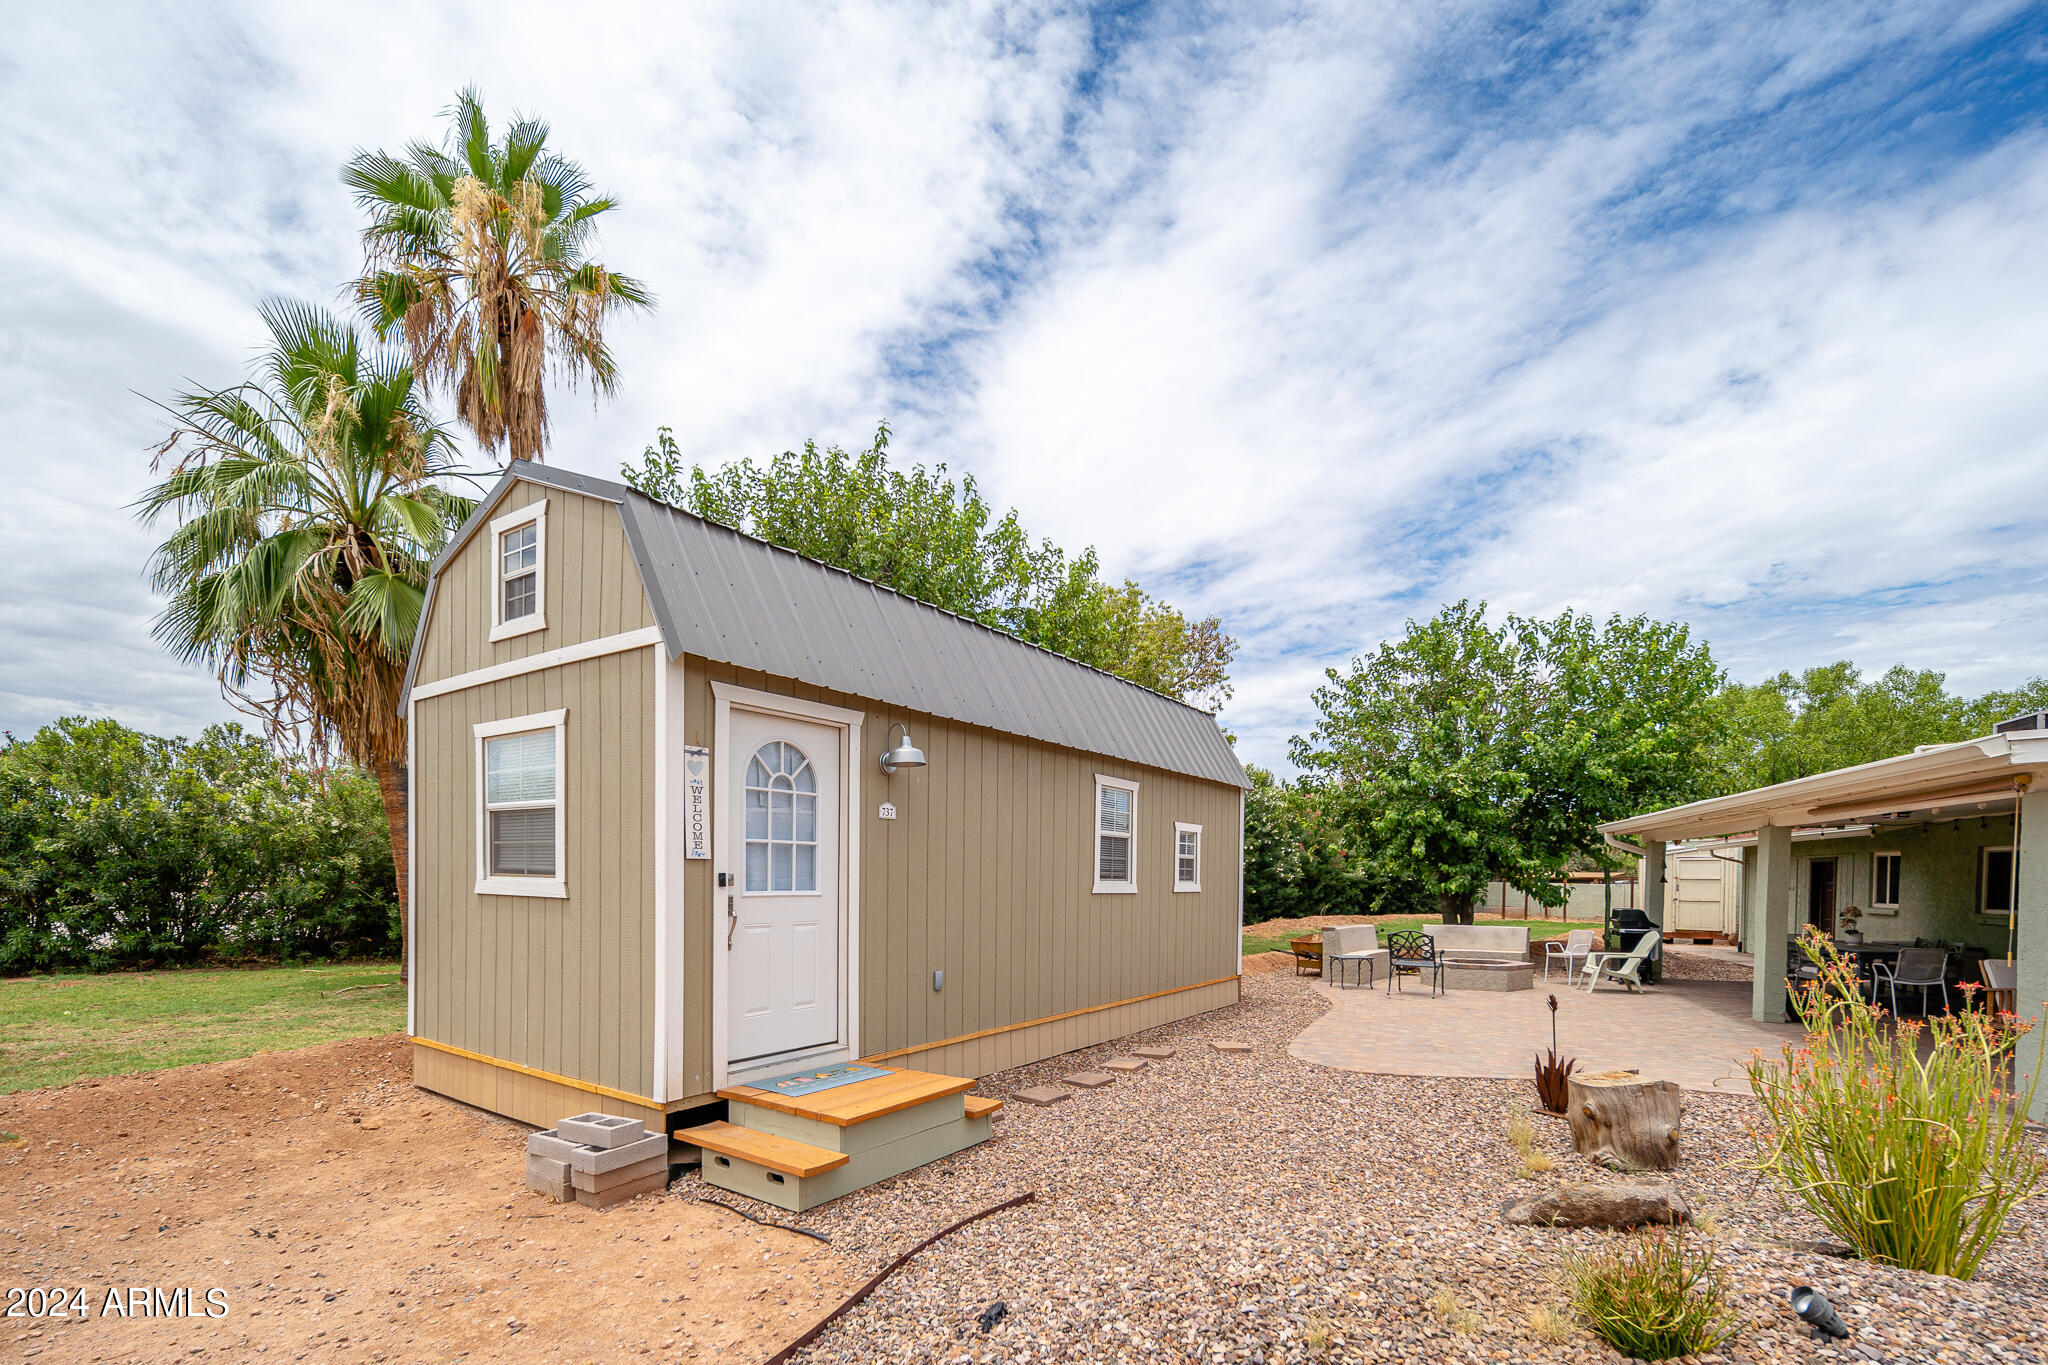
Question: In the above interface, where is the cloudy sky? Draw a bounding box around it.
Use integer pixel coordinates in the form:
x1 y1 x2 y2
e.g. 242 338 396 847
3 1 2045 771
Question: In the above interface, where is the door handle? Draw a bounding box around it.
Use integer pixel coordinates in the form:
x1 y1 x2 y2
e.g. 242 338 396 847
726 894 737 950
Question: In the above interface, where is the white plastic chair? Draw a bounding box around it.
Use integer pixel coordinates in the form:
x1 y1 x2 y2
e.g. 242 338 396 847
1544 929 1595 982
1871 948 1949 1017
1581 930 1661 993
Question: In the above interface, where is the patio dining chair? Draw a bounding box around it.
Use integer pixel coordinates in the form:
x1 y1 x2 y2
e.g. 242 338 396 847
1384 930 1445 998
1870 947 1949 1017
1544 929 1596 982
1581 930 1661 994
1980 959 2017 1018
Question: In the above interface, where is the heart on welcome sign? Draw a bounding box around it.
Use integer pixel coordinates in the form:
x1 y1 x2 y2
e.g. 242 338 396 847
687 757 706 779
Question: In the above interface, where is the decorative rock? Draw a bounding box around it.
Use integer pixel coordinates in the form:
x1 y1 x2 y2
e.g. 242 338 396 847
1010 1086 1070 1106
1062 1071 1116 1089
1101 1057 1148 1073
1503 1181 1691 1229
1132 1045 1176 1060
1210 1041 1253 1053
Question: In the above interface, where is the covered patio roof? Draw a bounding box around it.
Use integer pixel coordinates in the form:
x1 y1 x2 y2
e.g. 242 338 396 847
1601 727 2048 844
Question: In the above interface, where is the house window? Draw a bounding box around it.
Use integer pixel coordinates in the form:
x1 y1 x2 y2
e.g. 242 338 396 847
474 710 567 897
1174 822 1202 893
1979 846 2015 915
1093 775 1139 894
489 500 547 641
1872 851 1901 909
744 740 818 893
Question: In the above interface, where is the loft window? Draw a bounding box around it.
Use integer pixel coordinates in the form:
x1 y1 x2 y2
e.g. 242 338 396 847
1174 823 1202 893
1093 775 1138 894
1872 851 1900 909
488 500 546 640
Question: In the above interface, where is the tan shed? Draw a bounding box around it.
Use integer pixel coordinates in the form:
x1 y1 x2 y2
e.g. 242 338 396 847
399 460 1248 1137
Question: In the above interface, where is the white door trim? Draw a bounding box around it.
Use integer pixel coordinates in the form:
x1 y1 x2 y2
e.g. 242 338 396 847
709 682 863 1091
651 650 687 1102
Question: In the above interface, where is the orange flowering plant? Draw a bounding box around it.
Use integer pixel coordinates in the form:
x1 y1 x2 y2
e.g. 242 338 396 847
1744 928 2045 1279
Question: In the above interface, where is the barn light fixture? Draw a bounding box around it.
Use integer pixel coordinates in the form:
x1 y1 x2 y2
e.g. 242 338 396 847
879 723 927 775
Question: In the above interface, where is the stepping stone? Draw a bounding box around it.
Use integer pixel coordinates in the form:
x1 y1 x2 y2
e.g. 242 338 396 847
1101 1057 1148 1073
1132 1046 1177 1060
1011 1086 1070 1107
1062 1071 1116 1089
1210 1041 1254 1053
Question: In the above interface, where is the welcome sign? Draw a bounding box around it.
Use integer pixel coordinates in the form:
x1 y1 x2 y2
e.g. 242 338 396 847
683 745 711 859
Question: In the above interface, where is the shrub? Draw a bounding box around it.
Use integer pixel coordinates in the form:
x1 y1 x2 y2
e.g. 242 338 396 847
1565 1231 1733 1360
1745 930 2046 1279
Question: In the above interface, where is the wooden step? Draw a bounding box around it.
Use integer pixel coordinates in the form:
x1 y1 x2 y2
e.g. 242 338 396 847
963 1095 1003 1119
673 1121 848 1179
718 1068 976 1127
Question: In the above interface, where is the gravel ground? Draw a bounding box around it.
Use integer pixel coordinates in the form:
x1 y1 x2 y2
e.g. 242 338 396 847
733 972 2048 1365
1662 947 1758 983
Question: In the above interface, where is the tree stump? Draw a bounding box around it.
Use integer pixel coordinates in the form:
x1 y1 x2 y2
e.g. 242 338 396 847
1568 1068 1682 1171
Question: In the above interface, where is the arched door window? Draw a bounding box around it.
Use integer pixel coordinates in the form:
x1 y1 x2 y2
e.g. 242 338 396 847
744 741 818 892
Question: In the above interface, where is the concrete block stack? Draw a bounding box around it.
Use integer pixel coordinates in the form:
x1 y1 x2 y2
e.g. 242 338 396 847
524 1112 671 1208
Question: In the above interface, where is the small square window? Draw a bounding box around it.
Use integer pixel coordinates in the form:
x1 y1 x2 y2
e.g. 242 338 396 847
488 501 546 640
1174 823 1202 892
501 522 537 620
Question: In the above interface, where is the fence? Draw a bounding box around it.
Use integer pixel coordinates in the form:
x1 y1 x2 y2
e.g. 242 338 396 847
1475 877 1636 920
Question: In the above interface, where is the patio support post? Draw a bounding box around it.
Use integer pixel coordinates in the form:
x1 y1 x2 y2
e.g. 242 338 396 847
2018 786 2047 1123
1752 824 1793 1022
1642 840 1667 928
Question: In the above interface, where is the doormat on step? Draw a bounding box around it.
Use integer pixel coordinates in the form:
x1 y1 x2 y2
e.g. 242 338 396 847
756 1062 895 1096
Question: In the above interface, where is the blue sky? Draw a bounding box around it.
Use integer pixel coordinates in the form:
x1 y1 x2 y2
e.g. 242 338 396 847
2 1 2045 771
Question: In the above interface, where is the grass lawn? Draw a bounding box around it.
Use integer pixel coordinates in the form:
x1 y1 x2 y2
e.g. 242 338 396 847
0 961 403 1094
1243 916 1602 958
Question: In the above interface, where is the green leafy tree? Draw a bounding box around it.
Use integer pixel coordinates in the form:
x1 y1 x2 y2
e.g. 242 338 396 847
0 719 397 972
623 424 1237 709
135 301 474 976
345 87 652 463
1292 602 1722 923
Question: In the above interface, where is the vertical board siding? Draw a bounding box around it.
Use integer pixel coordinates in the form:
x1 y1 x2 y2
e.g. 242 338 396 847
412 482 657 689
413 646 657 1100
683 657 1243 1077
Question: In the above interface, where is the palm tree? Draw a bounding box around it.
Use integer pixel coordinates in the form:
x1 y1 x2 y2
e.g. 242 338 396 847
343 87 652 462
137 301 477 978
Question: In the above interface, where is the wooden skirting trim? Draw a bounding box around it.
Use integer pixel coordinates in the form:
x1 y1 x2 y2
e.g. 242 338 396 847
860 974 1242 1064
411 1036 661 1111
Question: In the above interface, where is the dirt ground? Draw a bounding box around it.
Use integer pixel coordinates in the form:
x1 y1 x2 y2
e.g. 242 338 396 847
1 1036 860 1364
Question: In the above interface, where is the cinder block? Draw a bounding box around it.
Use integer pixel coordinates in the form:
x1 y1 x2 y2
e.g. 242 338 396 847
557 1113 649 1149
1011 1086 1069 1107
1062 1071 1115 1089
528 1129 669 1175
570 1153 670 1194
524 1154 573 1202
1133 1046 1177 1060
572 1168 668 1209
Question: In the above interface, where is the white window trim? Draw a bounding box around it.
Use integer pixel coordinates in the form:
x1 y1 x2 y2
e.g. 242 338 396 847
474 708 567 898
1978 844 2016 916
1174 821 1203 893
488 500 547 642
1093 774 1140 895
1870 850 1901 912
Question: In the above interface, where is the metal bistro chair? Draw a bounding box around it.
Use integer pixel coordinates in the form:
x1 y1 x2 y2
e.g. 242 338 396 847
1870 947 1949 1017
1384 930 1445 998
1544 928 1596 983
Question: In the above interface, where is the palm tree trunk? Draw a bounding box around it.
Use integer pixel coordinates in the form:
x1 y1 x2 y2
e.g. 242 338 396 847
373 757 410 987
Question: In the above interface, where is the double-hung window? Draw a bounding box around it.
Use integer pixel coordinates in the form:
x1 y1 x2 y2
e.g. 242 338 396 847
1871 851 1901 910
475 710 567 897
1173 822 1202 892
489 501 547 641
1093 775 1139 894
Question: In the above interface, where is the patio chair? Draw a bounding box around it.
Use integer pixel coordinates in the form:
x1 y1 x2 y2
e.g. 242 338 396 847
1543 929 1596 982
1384 930 1445 998
1981 960 2017 1017
1288 937 1324 977
1581 930 1661 994
1870 947 1949 1017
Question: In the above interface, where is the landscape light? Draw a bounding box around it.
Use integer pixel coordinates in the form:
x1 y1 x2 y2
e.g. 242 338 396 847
1788 1286 1849 1339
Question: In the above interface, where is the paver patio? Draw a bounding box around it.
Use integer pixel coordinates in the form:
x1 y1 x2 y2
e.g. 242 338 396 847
1290 970 1805 1093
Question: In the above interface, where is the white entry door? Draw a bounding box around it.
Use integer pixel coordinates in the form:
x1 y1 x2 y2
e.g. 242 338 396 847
726 710 841 1064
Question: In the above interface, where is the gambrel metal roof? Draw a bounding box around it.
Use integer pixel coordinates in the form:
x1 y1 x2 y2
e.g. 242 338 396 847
405 461 1248 788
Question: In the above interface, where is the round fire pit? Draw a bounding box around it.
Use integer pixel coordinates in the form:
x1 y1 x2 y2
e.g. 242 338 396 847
1442 960 1535 992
